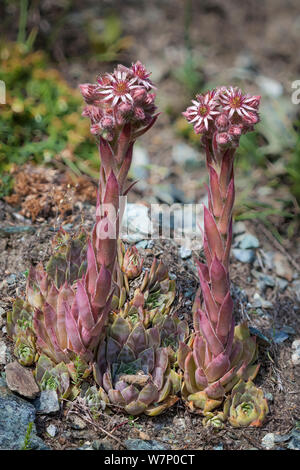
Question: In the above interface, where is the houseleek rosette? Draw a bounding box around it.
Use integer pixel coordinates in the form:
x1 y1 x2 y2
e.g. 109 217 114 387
178 320 259 413
7 298 37 366
93 316 181 416
223 379 269 427
113 255 176 329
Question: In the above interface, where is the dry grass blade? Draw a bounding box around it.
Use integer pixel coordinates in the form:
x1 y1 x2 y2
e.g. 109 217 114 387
65 399 127 448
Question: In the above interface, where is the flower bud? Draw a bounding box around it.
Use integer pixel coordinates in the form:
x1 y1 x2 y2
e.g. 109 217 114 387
243 111 259 125
228 125 243 137
145 93 156 105
216 132 231 147
82 105 103 124
134 106 146 121
215 113 229 131
79 84 100 104
248 95 261 109
100 115 115 130
119 102 133 117
90 123 102 135
132 88 147 103
122 246 144 280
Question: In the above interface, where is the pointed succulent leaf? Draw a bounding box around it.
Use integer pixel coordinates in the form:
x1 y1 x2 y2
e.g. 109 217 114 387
187 390 223 413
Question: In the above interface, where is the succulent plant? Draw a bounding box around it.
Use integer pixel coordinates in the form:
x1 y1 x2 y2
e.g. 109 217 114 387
7 298 37 366
223 379 269 427
7 171 118 387
32 243 113 365
180 87 261 415
112 256 177 332
93 316 181 416
79 384 109 418
25 230 84 312
35 354 79 400
46 229 87 288
178 320 259 413
202 411 226 429
121 245 144 281
113 240 144 305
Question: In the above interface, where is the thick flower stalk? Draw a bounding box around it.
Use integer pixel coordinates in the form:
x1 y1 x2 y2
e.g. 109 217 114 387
179 87 261 413
80 62 158 298
93 316 181 416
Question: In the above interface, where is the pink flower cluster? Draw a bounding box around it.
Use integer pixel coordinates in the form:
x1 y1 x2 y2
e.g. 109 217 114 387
80 61 157 141
183 86 260 149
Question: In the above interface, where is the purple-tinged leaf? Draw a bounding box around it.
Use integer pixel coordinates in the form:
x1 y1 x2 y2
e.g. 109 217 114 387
208 165 223 217
193 334 206 369
99 137 115 178
121 384 139 404
64 302 85 354
222 219 232 269
204 206 224 261
92 266 111 312
216 291 233 338
198 274 219 324
183 352 198 394
117 142 134 192
204 379 225 399
86 241 98 296
75 280 94 331
197 309 224 356
196 259 209 282
108 389 126 405
178 341 191 371
204 352 230 382
139 382 159 405
195 367 208 389
116 122 131 165
218 178 234 235
219 148 234 199
210 255 228 304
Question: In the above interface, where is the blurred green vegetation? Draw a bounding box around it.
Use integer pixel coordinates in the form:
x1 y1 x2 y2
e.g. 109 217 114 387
0 42 99 195
172 0 203 96
87 14 132 61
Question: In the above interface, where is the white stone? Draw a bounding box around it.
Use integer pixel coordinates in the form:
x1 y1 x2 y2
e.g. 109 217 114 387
46 424 57 437
292 339 300 350
0 341 8 365
262 433 275 449
292 350 300 366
